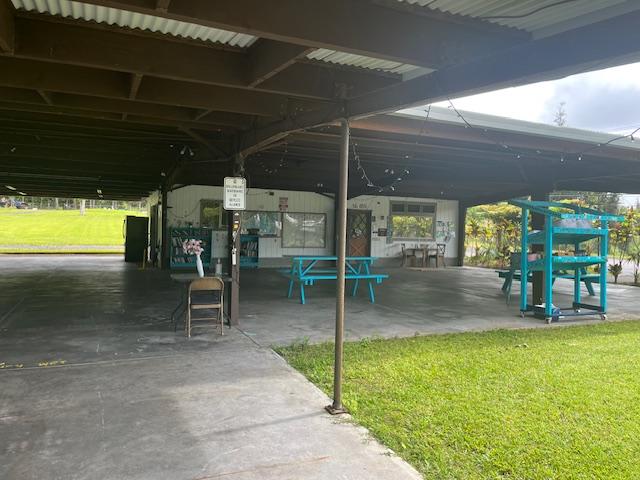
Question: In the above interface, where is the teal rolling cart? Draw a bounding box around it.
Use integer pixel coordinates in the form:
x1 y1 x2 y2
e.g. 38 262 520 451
509 199 623 323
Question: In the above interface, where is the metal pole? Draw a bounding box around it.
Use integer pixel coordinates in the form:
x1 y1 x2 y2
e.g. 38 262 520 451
326 118 349 415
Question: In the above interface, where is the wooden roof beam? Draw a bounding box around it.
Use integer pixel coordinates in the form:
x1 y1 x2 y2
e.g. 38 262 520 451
0 56 318 117
155 0 171 13
10 16 398 100
128 73 144 100
79 0 528 69
247 40 313 88
348 10 640 118
0 0 14 54
239 11 640 156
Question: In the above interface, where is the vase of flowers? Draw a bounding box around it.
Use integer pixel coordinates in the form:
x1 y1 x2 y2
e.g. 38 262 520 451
183 239 204 277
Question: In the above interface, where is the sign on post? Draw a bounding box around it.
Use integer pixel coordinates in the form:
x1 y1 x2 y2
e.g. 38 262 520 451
223 177 246 211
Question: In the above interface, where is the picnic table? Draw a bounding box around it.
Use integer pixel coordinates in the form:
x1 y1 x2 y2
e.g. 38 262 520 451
281 256 388 304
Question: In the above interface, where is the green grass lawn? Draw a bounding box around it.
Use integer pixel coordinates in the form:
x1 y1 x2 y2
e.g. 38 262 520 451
278 322 640 479
0 208 144 252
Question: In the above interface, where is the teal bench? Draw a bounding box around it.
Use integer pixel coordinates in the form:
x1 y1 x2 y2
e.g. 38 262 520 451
281 256 388 304
497 268 599 305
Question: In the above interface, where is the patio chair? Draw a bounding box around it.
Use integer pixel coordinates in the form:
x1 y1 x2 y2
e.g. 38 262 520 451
427 243 446 268
186 277 224 338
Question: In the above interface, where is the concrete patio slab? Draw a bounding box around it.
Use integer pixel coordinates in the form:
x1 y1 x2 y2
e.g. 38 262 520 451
0 256 421 480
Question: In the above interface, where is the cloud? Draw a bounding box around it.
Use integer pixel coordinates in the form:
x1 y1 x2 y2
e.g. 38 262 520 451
421 61 640 133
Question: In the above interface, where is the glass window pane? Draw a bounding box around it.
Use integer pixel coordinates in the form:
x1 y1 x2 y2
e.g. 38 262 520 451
303 213 326 248
407 204 421 213
391 215 434 239
241 211 281 237
391 203 405 213
282 213 305 247
200 199 223 229
422 204 436 214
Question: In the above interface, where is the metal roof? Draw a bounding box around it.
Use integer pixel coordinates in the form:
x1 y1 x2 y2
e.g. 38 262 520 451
11 0 430 78
11 0 258 47
398 106 640 151
398 0 637 38
307 49 430 78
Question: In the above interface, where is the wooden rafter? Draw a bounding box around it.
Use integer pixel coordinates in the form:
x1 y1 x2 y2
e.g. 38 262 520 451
77 0 528 69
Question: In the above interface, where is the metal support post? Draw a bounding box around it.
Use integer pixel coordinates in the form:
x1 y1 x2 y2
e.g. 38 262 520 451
520 207 529 313
600 220 608 315
326 119 349 415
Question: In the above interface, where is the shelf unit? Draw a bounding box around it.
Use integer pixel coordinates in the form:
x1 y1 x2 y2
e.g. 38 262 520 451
510 199 623 323
239 234 259 269
169 227 213 269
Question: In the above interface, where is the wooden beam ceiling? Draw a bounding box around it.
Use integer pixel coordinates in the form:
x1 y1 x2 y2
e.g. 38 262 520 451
348 10 640 117
78 0 528 68
8 16 399 101
0 0 14 54
239 10 640 157
247 40 314 88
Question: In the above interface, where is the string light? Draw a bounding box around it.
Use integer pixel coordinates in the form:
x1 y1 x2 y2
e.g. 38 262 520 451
352 142 410 192
446 98 640 166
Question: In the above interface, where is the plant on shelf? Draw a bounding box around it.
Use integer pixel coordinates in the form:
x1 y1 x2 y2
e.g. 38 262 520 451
183 239 204 277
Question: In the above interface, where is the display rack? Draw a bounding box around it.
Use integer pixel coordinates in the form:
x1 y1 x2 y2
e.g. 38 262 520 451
509 199 623 323
239 234 259 269
169 227 213 269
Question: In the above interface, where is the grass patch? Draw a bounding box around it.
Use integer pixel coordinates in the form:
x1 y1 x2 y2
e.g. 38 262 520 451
278 321 640 479
0 208 144 251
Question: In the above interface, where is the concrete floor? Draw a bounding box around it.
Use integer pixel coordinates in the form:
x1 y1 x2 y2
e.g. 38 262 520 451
239 264 640 347
0 256 420 480
2 256 639 479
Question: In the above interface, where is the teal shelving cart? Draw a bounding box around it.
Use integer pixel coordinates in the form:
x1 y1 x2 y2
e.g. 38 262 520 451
509 199 623 323
169 227 213 269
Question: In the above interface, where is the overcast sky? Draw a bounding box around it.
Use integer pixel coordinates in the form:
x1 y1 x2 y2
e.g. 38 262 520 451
428 61 640 134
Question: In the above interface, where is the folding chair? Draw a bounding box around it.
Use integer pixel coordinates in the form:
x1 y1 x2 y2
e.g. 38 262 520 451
427 243 447 268
186 277 224 337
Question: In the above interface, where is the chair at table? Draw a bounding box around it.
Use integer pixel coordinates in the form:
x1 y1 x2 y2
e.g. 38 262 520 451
186 277 224 338
427 243 447 268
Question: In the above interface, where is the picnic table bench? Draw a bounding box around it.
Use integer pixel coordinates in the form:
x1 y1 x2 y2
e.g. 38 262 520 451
280 256 388 304
496 267 599 305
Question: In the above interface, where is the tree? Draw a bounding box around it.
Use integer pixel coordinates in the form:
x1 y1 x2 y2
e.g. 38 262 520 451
553 101 567 127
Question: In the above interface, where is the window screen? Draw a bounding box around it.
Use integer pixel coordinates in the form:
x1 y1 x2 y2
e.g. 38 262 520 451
282 213 326 248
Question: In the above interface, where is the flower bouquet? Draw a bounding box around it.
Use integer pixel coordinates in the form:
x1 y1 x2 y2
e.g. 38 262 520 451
183 239 205 277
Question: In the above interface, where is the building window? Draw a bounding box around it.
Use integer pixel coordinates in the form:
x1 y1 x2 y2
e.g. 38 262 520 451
200 199 227 229
282 212 326 248
390 202 436 240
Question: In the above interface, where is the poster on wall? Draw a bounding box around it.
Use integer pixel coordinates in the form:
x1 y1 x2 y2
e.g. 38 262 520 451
279 197 289 211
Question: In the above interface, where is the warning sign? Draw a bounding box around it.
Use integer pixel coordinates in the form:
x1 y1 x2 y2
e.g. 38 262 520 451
223 177 246 211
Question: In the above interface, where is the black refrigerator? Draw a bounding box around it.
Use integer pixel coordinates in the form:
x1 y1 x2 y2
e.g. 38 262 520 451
124 215 149 263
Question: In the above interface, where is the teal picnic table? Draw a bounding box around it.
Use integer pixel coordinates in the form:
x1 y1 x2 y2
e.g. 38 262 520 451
281 256 388 304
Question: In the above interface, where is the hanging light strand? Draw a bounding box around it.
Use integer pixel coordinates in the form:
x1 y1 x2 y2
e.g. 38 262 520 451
352 142 410 193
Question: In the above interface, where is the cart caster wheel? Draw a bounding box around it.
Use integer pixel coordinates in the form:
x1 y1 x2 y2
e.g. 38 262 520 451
546 317 553 324
600 314 607 321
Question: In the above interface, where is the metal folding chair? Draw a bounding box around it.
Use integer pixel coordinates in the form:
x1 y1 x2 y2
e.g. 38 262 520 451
186 277 224 337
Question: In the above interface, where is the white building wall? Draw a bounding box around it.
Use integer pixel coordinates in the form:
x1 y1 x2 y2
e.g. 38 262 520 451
148 186 459 266
166 185 335 263
349 195 459 260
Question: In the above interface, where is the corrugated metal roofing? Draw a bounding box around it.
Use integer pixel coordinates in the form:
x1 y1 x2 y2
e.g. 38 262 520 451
11 0 258 47
397 106 640 150
398 0 636 38
307 49 431 79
